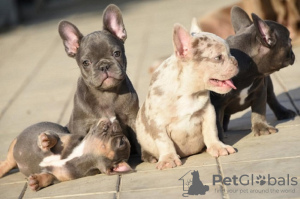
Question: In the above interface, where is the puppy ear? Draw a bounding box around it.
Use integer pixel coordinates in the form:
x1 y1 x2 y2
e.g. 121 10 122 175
58 21 83 58
231 6 252 33
173 24 193 59
252 13 277 47
103 4 127 42
190 17 202 34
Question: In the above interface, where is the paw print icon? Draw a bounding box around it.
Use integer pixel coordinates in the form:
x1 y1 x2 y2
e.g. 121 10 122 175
256 175 266 185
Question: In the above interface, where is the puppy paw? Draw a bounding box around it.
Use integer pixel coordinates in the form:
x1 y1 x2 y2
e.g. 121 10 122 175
28 173 55 191
142 150 158 163
112 120 122 134
38 132 58 151
28 174 41 191
98 118 111 131
252 123 277 136
207 142 236 157
275 109 296 120
156 154 182 170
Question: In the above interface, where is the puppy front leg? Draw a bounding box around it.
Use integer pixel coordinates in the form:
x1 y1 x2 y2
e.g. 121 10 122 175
203 104 236 157
251 81 277 136
223 114 231 132
266 76 296 120
155 132 182 170
214 105 225 141
210 94 228 140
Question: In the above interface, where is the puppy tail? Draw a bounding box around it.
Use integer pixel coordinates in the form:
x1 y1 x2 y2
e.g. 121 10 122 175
0 138 17 178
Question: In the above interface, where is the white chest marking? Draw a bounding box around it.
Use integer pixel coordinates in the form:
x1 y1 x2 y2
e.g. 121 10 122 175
39 140 86 167
239 83 252 105
177 95 208 118
110 116 116 122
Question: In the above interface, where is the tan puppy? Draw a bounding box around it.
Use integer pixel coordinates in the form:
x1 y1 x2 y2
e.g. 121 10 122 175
136 23 239 170
199 0 300 44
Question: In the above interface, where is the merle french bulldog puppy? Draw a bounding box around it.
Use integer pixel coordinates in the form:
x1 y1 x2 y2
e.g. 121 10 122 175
0 118 132 191
210 7 296 139
136 23 238 170
58 4 140 153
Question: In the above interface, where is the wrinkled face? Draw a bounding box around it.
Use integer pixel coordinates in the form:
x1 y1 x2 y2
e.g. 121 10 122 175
190 33 239 94
86 119 131 174
76 31 127 90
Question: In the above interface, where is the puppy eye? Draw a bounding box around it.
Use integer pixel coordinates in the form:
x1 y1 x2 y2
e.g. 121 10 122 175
113 51 121 57
82 60 91 67
214 55 222 61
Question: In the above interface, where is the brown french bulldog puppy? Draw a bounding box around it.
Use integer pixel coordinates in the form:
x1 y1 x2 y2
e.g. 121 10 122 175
210 7 296 139
199 0 300 44
0 118 132 191
136 24 239 170
58 4 140 153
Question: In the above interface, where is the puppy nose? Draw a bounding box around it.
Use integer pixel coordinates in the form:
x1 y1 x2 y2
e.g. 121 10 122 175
100 65 110 72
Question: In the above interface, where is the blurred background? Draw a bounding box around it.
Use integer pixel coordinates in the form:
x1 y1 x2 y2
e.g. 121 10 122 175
1 0 300 42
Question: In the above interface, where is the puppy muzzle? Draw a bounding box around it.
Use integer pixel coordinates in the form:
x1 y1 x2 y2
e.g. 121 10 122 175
289 50 295 65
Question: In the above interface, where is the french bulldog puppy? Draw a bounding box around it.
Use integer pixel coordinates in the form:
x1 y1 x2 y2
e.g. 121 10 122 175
0 118 132 191
136 23 239 170
210 7 296 139
58 4 140 153
198 0 300 44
